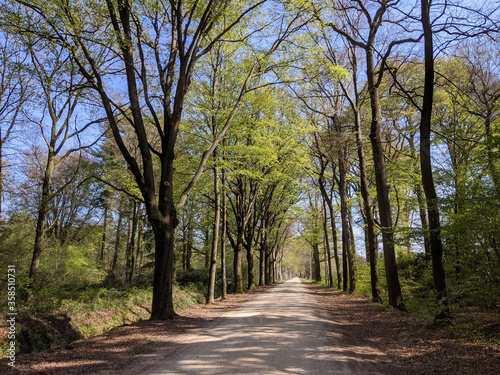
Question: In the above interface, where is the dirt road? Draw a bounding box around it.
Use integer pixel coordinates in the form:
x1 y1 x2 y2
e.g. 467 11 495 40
125 277 383 375
5 278 499 374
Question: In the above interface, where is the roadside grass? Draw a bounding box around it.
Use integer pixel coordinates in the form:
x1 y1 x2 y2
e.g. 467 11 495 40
353 264 500 346
0 282 205 358
299 279 329 286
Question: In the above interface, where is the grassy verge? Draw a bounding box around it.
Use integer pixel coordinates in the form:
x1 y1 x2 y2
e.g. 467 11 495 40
301 268 500 346
0 283 205 358
353 264 500 346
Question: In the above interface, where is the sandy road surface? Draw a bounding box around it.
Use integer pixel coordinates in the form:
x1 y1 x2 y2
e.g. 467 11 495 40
124 278 383 375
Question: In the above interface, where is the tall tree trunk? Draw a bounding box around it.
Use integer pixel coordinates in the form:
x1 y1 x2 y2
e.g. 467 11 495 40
348 203 356 292
112 204 124 273
261 218 269 285
150 215 176 319
265 241 272 284
207 149 220 304
186 217 193 270
353 110 381 302
100 204 108 264
313 243 321 282
245 210 257 290
342 230 348 291
204 225 210 269
125 200 138 286
333 115 353 292
420 0 448 319
322 199 334 287
329 201 341 289
231 176 257 292
182 224 187 271
318 161 341 289
366 46 404 309
234 227 244 293
259 223 266 286
221 163 228 299
270 246 276 283
408 132 431 258
135 206 144 272
416 181 431 258
29 154 55 283
246 241 256 289
312 199 322 282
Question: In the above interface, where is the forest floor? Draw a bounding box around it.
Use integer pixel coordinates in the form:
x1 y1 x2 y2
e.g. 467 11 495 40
1 280 499 374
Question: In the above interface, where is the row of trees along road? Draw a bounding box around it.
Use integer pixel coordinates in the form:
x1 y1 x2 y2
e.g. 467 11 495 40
0 0 499 322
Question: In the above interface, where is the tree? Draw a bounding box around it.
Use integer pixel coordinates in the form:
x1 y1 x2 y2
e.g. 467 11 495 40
457 41 500 200
331 115 355 292
308 192 322 282
337 40 382 302
420 0 448 319
7 0 311 318
11 150 103 284
321 195 334 287
23 43 96 288
316 0 415 309
11 0 311 318
220 137 228 299
317 156 341 289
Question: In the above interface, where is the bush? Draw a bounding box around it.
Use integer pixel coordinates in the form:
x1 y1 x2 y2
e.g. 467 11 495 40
17 323 56 353
176 268 210 286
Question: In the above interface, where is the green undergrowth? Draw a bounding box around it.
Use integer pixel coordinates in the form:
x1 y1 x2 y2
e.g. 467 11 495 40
353 262 500 346
447 306 500 346
0 282 205 358
301 263 500 346
299 279 318 285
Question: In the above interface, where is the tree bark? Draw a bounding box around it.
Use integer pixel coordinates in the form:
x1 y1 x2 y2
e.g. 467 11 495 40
353 110 382 302
366 46 404 309
112 204 123 273
150 212 177 319
230 176 258 293
409 132 431 258
234 227 245 293
221 159 228 299
29 153 55 282
135 206 145 272
207 149 220 304
261 218 269 285
333 115 354 292
309 195 322 282
420 0 448 318
322 199 334 287
186 217 193 270
265 238 272 284
125 200 138 287
246 240 256 289
317 158 341 289
348 203 356 293
259 222 266 286
100 204 108 264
